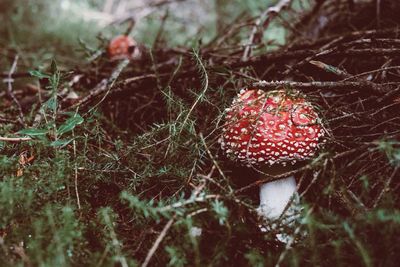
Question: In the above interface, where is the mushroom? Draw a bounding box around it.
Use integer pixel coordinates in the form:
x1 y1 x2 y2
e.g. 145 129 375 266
219 89 325 222
107 35 142 60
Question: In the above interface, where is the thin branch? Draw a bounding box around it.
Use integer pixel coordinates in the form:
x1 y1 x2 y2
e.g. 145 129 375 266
141 217 175 267
373 166 399 208
0 136 32 142
66 58 130 111
4 55 25 126
254 80 387 94
178 50 209 135
242 0 293 61
72 131 81 210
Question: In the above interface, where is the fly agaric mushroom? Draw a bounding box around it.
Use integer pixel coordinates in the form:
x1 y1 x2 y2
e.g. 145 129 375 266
108 35 141 60
219 89 325 221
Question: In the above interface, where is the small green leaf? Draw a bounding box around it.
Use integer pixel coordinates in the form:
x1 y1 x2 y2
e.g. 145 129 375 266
212 200 228 225
50 139 74 147
41 97 57 112
29 70 50 79
57 114 84 136
18 128 48 136
50 59 58 74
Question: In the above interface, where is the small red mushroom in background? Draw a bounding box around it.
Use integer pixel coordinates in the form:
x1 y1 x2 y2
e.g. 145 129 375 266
219 89 325 232
107 35 142 61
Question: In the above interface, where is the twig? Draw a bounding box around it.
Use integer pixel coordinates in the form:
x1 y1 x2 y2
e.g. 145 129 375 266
342 66 400 81
284 38 400 75
0 136 32 142
235 146 370 194
4 55 25 126
178 50 209 136
288 27 399 52
333 48 400 57
254 80 387 94
0 116 17 123
233 46 400 70
72 131 81 210
199 133 232 192
309 60 387 93
242 0 293 61
187 208 208 218
157 194 220 212
66 58 130 111
373 166 398 208
309 60 352 79
121 73 158 84
141 217 175 267
235 164 311 194
282 35 345 76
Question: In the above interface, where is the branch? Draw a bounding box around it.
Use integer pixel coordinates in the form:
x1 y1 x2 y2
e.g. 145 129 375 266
242 0 293 61
66 59 130 111
253 80 389 94
0 136 32 142
4 55 25 126
141 217 175 267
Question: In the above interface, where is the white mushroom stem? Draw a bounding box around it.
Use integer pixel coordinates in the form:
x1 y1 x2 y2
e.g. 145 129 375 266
257 176 297 220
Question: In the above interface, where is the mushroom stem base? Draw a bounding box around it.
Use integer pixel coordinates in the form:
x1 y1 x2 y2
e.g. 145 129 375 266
257 176 297 220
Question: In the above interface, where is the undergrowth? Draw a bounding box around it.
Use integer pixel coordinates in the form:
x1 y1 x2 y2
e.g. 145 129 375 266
1 0 400 266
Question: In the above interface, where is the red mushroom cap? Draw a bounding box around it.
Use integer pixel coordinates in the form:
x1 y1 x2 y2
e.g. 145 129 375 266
219 89 325 166
108 35 136 60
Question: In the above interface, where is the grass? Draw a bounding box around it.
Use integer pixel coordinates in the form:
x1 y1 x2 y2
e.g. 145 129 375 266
1 0 400 266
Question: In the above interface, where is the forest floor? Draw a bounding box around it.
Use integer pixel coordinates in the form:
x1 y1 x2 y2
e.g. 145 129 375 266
0 0 399 266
